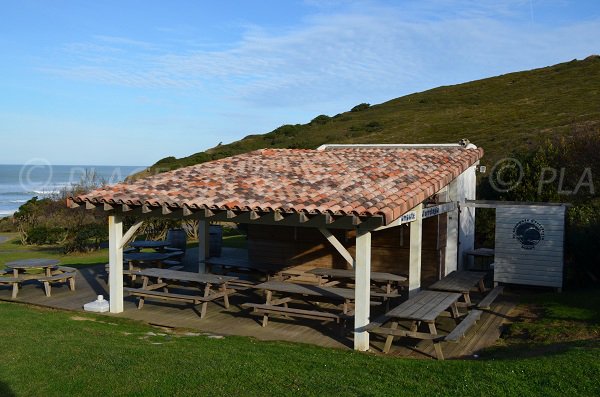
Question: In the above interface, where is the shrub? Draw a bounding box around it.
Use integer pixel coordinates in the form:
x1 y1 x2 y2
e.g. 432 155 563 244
272 124 300 137
479 124 600 285
63 223 108 253
350 103 370 112
365 121 383 132
310 115 331 125
26 226 66 245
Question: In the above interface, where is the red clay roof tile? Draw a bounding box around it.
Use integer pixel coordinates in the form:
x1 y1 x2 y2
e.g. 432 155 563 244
71 146 483 225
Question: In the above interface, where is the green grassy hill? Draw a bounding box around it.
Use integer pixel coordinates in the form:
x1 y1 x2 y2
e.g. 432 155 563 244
141 55 600 177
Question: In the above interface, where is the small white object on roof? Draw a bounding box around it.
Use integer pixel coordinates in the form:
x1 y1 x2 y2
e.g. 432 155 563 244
84 295 110 313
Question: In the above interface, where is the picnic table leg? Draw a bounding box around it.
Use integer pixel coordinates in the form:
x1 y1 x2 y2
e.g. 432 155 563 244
221 283 230 309
158 277 168 293
462 292 472 307
200 283 212 319
450 302 460 320
129 261 136 283
12 282 19 299
43 281 51 297
478 279 486 293
262 290 273 327
68 275 75 291
427 322 445 360
410 321 419 332
383 321 398 353
138 276 150 309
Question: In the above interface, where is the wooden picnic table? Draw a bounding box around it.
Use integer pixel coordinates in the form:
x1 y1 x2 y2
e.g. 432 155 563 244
124 268 238 319
368 290 462 358
124 252 172 281
245 280 386 328
3 259 75 298
206 256 292 279
5 258 60 278
128 240 171 252
307 267 406 295
428 271 487 306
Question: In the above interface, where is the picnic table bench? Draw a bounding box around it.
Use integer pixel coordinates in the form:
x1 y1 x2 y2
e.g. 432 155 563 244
307 267 406 295
2 259 74 298
244 280 384 329
0 272 19 299
206 257 292 280
37 266 77 297
428 270 487 306
367 290 462 359
123 268 237 319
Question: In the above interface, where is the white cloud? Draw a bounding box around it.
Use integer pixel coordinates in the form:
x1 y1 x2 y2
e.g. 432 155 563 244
39 1 600 109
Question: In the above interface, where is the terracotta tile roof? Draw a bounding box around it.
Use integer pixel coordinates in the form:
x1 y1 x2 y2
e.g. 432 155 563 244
70 145 483 225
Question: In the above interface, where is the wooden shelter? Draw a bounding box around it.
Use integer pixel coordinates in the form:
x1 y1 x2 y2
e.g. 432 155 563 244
68 142 483 351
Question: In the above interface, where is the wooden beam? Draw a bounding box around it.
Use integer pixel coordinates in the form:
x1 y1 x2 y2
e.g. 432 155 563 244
318 228 354 267
352 215 361 226
462 200 569 209
298 212 309 223
108 215 124 313
249 210 261 220
421 202 457 219
198 220 210 274
354 228 372 351
372 209 418 231
408 203 423 298
203 208 215 218
119 220 144 249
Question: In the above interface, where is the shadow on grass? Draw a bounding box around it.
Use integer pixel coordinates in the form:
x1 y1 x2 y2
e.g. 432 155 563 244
478 338 600 361
515 288 600 325
0 381 15 397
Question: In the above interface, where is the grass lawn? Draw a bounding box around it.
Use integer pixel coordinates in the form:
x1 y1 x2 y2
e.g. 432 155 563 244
0 295 598 396
1 233 599 396
0 233 109 268
0 232 247 270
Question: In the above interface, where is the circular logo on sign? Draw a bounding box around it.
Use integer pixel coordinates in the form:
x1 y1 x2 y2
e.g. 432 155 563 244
512 219 545 250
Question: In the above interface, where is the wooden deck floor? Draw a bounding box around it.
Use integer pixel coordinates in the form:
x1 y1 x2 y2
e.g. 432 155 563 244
0 264 515 358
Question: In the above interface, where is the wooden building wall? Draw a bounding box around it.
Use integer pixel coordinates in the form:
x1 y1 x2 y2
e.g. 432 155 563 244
247 214 448 287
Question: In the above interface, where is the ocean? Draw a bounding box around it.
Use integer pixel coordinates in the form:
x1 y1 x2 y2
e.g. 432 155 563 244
0 164 145 217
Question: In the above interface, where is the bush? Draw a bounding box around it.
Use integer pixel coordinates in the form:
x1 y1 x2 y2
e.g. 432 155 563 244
0 216 16 232
63 223 108 253
310 115 330 125
350 103 370 112
278 124 301 136
365 121 383 132
26 226 66 245
479 124 600 285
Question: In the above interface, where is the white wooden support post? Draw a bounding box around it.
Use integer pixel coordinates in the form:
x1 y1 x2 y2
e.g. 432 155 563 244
408 204 423 298
354 228 372 351
108 214 124 313
198 220 210 273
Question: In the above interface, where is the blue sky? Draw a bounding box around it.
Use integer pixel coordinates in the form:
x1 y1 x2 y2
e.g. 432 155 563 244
1 0 599 166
